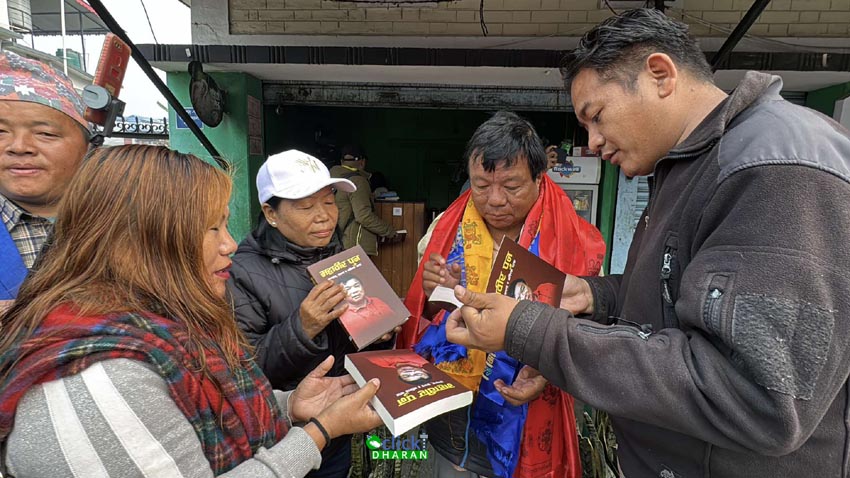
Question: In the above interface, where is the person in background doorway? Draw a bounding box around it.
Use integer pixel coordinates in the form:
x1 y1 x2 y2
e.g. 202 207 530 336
544 145 560 170
330 145 399 255
368 169 390 199
0 51 90 305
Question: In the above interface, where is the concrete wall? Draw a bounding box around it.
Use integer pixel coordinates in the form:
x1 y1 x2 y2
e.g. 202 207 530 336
167 72 264 243
228 0 850 37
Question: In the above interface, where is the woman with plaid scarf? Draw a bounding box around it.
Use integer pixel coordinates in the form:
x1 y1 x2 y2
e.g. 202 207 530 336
0 145 383 477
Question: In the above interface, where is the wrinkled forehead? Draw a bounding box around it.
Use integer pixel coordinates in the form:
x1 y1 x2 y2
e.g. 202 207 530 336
468 154 533 181
286 186 335 205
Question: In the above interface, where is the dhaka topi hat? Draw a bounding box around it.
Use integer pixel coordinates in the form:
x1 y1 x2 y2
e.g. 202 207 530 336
0 50 88 128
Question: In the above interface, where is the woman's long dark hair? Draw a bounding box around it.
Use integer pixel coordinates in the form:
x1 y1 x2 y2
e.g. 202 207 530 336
0 145 247 370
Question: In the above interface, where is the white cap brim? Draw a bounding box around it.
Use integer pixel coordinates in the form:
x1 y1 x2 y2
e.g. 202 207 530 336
272 177 357 200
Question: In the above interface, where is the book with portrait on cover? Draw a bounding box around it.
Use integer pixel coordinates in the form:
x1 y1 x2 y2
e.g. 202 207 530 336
478 237 566 409
486 237 565 306
427 238 566 312
307 245 410 350
344 349 473 436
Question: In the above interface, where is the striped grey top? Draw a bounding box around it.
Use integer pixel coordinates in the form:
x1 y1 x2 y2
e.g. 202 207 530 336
3 358 322 477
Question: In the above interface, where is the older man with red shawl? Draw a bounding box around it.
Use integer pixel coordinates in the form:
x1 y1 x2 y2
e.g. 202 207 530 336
399 111 605 478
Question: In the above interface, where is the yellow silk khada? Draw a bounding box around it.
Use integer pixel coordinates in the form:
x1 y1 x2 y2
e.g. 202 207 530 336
434 199 494 393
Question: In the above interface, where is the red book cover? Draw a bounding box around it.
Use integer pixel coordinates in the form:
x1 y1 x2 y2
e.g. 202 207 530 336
486 237 566 307
307 245 410 350
344 349 473 436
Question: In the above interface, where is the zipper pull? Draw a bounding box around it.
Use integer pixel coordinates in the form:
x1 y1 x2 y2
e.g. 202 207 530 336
661 252 673 304
613 317 654 338
661 253 672 279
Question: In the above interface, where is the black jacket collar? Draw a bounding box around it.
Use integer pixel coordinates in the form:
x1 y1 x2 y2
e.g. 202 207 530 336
669 71 779 160
240 216 342 265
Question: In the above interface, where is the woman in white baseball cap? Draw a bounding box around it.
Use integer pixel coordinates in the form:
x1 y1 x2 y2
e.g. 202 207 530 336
227 150 400 478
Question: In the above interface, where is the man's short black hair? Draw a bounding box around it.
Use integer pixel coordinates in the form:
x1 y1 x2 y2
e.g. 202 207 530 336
338 273 361 286
464 111 547 181
561 8 713 92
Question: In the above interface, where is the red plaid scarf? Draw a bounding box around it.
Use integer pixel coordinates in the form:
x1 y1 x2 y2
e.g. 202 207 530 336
0 305 287 474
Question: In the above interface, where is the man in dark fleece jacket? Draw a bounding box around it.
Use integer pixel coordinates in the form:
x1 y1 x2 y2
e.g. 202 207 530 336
444 8 850 478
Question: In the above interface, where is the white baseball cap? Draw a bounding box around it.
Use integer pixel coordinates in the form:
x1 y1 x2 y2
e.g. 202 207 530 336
256 149 357 204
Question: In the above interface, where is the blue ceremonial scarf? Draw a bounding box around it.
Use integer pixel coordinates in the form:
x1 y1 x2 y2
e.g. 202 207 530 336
0 223 27 300
415 224 541 478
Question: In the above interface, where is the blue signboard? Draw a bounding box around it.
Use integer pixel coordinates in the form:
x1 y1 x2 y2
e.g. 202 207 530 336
176 108 204 129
